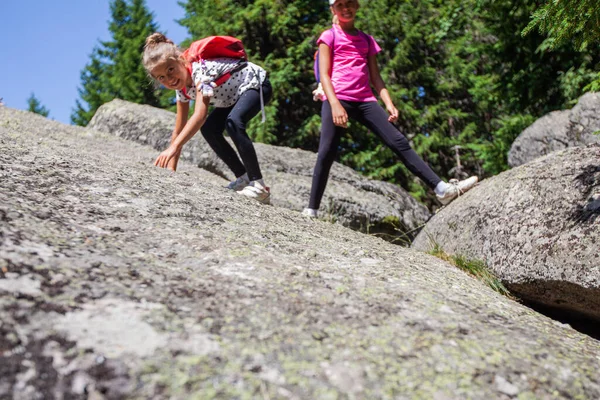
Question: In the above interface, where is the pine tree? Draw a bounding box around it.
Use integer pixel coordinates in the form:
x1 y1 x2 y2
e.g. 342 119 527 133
72 0 173 126
523 0 600 91
27 93 50 117
72 49 114 126
523 0 600 51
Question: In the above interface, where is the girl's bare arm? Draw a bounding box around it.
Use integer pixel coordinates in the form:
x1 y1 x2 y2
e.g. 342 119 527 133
368 54 398 122
167 101 190 171
155 93 210 169
170 94 209 149
319 42 348 127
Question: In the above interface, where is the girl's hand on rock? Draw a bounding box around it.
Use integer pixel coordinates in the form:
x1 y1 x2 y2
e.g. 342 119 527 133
154 145 181 170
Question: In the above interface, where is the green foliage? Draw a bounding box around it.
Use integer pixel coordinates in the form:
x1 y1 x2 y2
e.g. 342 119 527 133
72 49 113 126
584 72 600 93
523 0 600 52
558 66 599 105
523 0 600 90
72 0 174 126
471 114 535 176
26 93 50 117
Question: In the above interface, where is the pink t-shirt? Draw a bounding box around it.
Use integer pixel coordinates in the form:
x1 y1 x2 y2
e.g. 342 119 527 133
317 24 381 102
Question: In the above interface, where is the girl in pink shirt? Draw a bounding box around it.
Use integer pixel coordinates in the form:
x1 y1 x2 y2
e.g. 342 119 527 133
303 0 478 217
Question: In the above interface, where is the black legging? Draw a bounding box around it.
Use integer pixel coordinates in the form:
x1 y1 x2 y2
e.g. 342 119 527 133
309 100 442 209
201 78 272 182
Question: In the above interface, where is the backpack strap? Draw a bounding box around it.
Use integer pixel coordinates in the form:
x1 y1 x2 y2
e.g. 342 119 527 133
180 58 248 101
180 63 193 100
212 60 247 86
180 87 192 100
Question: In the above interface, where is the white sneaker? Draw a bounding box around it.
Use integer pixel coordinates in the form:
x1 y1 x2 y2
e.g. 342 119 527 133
238 181 271 204
301 208 318 218
437 176 479 205
227 175 250 191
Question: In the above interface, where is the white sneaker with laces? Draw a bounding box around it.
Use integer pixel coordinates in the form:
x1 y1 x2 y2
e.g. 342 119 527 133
302 208 318 218
238 181 271 204
437 176 479 205
227 175 250 191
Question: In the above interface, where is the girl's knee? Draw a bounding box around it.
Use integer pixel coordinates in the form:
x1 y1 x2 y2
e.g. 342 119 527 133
225 115 245 135
395 132 410 145
385 129 411 149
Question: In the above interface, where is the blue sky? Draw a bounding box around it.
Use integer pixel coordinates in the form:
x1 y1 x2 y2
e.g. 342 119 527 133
0 1 188 124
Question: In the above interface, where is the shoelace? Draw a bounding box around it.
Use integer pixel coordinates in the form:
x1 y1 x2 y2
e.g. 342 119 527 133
228 176 248 189
448 179 464 197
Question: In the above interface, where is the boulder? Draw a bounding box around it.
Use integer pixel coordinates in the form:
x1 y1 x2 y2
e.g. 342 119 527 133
570 92 600 139
88 99 430 243
413 144 600 322
508 92 600 167
2 106 600 399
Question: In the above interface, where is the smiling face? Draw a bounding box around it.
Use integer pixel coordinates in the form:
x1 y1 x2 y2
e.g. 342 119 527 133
330 0 360 24
150 58 189 90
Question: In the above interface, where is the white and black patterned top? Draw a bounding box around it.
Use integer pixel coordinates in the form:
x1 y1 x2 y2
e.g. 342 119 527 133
176 59 267 108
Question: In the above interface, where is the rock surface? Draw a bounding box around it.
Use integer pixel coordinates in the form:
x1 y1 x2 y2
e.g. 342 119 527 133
2 107 600 399
88 99 431 243
508 92 600 167
413 144 600 323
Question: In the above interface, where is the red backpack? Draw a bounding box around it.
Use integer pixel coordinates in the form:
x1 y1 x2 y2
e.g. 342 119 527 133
180 36 248 98
182 36 247 64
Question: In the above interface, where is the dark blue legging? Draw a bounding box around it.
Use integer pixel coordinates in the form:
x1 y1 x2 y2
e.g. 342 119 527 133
201 78 272 182
309 100 442 209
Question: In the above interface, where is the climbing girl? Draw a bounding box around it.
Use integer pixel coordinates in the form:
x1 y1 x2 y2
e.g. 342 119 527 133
143 33 271 204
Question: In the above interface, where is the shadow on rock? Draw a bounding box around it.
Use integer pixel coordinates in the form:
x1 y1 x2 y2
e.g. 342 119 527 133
570 164 600 224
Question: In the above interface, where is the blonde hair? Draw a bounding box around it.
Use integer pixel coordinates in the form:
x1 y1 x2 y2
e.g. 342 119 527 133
142 32 183 77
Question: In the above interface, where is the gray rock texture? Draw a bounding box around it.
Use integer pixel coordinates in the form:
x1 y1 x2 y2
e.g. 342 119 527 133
413 144 600 322
2 107 600 399
88 99 430 243
508 92 600 167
